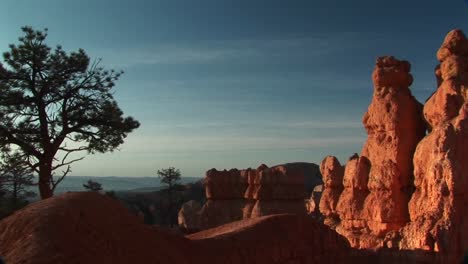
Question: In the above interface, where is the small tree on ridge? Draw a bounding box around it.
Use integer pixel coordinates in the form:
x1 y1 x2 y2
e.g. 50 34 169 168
83 179 103 192
157 167 181 226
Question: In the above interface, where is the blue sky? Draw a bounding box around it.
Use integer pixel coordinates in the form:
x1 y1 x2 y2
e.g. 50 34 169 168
0 0 467 177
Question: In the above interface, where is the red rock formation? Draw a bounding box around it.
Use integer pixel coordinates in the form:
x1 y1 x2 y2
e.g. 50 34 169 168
251 165 305 200
198 163 308 230
333 56 426 248
199 168 248 229
319 156 344 226
204 168 247 199
362 56 426 238
335 154 372 247
400 29 468 262
250 165 307 218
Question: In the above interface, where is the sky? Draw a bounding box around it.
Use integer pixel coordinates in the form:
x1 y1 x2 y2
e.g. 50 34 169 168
0 0 467 177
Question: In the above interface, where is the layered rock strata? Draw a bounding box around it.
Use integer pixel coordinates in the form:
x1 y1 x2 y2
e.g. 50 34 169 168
199 168 248 230
249 165 307 218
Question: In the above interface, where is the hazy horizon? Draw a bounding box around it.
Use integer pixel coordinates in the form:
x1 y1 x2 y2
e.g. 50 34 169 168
1 0 467 177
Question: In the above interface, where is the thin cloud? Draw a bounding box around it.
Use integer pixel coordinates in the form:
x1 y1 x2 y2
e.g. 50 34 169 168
283 121 362 129
91 32 361 68
121 134 365 154
147 120 362 130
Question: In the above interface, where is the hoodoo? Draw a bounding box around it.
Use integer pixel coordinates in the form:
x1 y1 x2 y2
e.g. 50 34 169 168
400 29 468 262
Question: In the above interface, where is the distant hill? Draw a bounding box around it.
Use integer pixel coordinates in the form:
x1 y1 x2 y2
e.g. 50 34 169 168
28 176 202 198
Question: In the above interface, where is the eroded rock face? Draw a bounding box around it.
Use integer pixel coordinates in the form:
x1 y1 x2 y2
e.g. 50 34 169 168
335 154 372 247
362 56 426 238
198 163 308 230
199 168 249 229
319 156 344 226
333 56 426 248
400 29 468 262
205 168 247 199
253 165 306 200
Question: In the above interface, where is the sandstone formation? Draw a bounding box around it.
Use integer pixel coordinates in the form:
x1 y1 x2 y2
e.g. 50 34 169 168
362 56 426 237
198 163 309 230
330 56 426 248
199 168 248 229
178 200 202 233
335 154 372 247
249 164 307 218
399 29 468 262
318 156 344 226
314 30 468 263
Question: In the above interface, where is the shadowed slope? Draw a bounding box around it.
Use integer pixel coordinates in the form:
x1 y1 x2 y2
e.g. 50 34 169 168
189 214 351 263
0 192 200 264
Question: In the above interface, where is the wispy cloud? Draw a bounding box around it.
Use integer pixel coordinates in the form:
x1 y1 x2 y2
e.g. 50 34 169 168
121 134 365 154
147 120 362 130
91 32 360 68
283 121 362 129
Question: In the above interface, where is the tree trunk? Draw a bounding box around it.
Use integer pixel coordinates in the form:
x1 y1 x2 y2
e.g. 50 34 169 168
38 163 53 199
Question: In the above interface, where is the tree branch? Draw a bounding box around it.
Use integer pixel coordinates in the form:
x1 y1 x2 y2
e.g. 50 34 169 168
51 165 70 192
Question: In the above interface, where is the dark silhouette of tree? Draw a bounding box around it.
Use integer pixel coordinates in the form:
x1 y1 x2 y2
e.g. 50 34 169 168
83 179 103 192
157 167 181 227
0 151 35 212
0 27 140 199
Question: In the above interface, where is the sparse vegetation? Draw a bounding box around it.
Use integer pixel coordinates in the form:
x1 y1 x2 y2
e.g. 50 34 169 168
157 167 183 227
83 179 103 192
0 152 35 218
